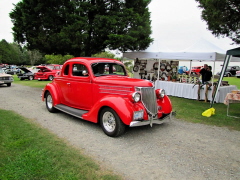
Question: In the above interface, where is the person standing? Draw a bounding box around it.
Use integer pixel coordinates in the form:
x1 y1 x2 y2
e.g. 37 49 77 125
205 66 213 83
199 64 208 84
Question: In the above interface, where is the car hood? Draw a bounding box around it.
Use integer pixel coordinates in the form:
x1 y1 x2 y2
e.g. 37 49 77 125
94 76 154 87
0 73 12 77
19 67 32 73
36 66 50 70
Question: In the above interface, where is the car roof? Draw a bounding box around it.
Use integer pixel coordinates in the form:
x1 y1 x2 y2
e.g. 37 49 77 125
65 57 123 66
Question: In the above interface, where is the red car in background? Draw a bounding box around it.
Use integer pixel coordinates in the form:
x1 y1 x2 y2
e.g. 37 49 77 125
186 66 203 75
34 64 62 81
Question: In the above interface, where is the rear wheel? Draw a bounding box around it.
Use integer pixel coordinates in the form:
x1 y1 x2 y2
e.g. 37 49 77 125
28 75 33 80
45 92 57 113
100 107 125 137
48 75 54 81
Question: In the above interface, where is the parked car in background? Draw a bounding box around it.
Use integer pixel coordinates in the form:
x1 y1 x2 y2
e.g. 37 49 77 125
217 66 240 77
34 64 62 81
17 67 35 80
4 69 15 75
178 66 189 74
42 57 174 137
236 70 240 78
0 67 14 86
27 66 38 73
186 66 203 75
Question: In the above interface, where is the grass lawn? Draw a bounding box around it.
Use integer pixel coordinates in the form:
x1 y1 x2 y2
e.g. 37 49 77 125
0 109 121 180
13 75 50 88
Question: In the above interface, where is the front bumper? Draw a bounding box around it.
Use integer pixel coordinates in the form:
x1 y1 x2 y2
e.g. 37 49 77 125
0 80 14 84
129 111 176 127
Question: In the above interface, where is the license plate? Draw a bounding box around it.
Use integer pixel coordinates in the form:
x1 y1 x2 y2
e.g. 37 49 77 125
134 110 143 120
0 81 4 84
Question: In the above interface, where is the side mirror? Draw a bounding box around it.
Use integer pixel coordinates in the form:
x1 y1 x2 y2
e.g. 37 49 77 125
82 70 88 76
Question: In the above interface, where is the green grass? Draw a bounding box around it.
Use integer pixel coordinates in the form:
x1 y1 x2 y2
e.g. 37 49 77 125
0 109 122 180
13 75 49 88
222 76 240 89
170 76 240 131
170 96 240 131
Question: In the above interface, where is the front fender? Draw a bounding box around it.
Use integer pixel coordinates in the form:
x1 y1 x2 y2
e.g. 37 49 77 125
157 95 172 114
81 95 145 125
42 83 61 106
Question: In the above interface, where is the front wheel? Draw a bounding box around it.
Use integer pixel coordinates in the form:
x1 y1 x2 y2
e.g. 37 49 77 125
100 107 125 137
45 92 57 113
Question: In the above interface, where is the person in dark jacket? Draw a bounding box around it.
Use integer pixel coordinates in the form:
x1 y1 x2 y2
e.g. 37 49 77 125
205 66 213 82
199 64 208 84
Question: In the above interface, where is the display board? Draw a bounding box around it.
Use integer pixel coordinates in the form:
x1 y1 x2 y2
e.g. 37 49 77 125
133 58 179 81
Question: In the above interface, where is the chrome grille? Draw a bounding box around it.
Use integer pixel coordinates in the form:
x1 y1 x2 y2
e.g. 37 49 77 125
0 77 10 80
136 87 158 116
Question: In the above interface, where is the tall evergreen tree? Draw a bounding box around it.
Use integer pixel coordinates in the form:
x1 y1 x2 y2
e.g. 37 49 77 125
10 0 153 57
196 0 240 44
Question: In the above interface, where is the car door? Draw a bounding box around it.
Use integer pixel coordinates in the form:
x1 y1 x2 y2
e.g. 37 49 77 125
65 63 92 110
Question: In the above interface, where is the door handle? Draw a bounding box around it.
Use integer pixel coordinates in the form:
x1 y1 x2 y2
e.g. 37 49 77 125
67 83 70 85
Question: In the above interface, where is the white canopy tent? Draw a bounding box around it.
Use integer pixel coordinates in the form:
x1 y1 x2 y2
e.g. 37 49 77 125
123 38 239 62
123 38 239 80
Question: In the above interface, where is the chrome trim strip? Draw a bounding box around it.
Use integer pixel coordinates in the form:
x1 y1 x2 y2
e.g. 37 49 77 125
99 85 131 89
99 88 132 92
100 92 129 95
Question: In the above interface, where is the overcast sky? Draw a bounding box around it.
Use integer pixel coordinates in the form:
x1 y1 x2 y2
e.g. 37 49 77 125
0 0 238 52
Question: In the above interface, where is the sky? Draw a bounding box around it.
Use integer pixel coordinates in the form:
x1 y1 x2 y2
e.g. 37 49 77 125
0 0 239 53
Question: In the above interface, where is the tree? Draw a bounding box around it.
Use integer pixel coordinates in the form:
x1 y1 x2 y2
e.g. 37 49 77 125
44 54 74 65
27 50 43 66
196 0 240 44
0 39 19 65
10 0 153 57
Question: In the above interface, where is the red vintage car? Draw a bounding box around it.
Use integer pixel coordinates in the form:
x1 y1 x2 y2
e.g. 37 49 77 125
186 66 203 75
41 57 174 137
34 64 62 81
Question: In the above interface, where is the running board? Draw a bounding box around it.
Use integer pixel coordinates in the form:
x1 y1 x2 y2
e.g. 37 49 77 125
55 104 88 118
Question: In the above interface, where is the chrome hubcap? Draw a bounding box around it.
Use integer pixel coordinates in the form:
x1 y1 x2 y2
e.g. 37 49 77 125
102 112 116 132
47 95 53 109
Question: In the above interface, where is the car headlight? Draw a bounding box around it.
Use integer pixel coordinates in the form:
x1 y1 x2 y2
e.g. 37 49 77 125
132 92 141 102
156 89 165 98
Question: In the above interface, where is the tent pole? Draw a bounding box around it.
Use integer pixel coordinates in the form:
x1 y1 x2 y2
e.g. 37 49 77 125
189 60 192 74
157 59 160 80
210 55 232 107
212 61 215 85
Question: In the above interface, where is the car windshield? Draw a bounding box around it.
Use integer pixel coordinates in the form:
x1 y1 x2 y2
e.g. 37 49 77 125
46 65 54 70
92 63 126 77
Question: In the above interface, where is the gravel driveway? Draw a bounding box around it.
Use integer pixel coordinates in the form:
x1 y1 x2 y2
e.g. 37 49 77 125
1 83 240 180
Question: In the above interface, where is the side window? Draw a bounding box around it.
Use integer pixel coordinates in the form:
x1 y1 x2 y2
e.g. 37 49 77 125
72 64 88 76
64 65 69 75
